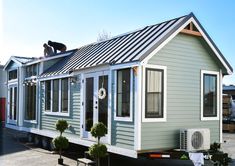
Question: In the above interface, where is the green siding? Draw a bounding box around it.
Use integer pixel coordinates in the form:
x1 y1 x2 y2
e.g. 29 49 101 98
141 34 221 150
111 71 135 150
40 75 80 136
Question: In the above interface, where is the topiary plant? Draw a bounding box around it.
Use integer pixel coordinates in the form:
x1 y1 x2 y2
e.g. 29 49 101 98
53 119 69 165
89 122 107 166
89 144 107 159
56 119 68 136
53 136 69 161
90 122 107 144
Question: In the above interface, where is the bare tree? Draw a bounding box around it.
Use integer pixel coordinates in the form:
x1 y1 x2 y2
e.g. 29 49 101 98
97 30 111 42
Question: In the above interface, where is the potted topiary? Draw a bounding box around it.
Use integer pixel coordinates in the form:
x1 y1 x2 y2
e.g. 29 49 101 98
88 122 107 166
52 119 69 165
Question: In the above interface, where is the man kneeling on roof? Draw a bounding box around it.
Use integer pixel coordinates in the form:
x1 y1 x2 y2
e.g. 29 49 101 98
48 40 67 54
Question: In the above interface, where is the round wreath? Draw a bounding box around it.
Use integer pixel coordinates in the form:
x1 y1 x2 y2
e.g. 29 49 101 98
98 88 106 99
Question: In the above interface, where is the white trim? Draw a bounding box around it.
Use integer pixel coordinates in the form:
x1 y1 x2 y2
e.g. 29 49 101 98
23 120 37 124
114 68 133 122
7 85 18 125
134 65 142 150
191 19 232 75
43 112 70 117
38 81 41 129
141 17 232 75
80 74 84 139
219 70 223 143
142 64 167 122
42 78 70 116
25 51 74 66
137 65 142 150
110 61 140 70
38 74 71 81
200 70 220 121
108 70 112 144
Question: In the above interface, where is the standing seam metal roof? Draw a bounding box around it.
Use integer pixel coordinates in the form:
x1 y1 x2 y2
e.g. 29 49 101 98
40 15 187 78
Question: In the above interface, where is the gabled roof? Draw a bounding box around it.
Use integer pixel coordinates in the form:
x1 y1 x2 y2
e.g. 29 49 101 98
39 12 232 78
4 56 36 70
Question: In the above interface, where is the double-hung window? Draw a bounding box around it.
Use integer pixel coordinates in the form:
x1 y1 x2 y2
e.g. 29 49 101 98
143 65 167 122
44 78 69 115
201 70 219 120
115 68 133 121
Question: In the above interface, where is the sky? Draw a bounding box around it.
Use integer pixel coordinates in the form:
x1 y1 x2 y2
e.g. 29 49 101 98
1 0 235 84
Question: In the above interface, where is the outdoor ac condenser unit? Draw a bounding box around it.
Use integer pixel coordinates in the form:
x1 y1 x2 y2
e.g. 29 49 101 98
180 128 210 152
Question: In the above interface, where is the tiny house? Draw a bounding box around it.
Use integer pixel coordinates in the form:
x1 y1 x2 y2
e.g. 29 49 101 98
4 13 233 158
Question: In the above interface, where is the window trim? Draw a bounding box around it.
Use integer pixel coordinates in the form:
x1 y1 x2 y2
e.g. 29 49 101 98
201 70 219 121
142 64 167 122
114 68 133 122
43 78 70 117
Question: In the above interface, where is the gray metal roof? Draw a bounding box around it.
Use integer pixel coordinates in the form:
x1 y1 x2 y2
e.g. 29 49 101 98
40 15 187 78
13 56 36 64
39 12 233 78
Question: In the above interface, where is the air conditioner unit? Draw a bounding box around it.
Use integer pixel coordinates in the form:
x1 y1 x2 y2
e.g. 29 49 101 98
180 128 210 152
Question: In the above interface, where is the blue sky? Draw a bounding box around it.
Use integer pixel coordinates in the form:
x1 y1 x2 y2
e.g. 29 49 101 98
1 0 235 84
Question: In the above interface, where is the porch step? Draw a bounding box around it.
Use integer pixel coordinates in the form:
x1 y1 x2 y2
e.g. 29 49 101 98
77 158 95 166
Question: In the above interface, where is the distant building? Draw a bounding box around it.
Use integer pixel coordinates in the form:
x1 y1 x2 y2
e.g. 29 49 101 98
223 85 235 100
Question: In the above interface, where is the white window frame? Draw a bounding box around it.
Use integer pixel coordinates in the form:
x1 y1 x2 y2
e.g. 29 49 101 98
43 78 70 117
114 68 133 122
201 70 219 121
142 64 167 122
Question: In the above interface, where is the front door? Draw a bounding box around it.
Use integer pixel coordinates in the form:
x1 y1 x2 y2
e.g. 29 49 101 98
83 71 109 142
7 86 17 124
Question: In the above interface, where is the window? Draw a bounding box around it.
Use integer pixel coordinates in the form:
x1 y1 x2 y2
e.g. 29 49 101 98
61 78 68 113
9 70 17 80
117 69 131 117
145 69 163 118
143 65 167 122
25 84 36 121
53 79 59 112
26 65 37 77
114 68 133 122
201 70 219 120
44 78 69 115
45 81 51 111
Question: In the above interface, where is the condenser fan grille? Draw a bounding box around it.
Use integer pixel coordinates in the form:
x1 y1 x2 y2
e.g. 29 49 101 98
191 131 203 149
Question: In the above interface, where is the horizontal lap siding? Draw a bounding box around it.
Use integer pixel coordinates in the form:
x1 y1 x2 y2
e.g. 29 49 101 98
141 34 220 150
40 75 80 136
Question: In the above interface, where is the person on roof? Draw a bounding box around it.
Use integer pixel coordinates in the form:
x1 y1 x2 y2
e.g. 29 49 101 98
43 43 54 57
48 40 67 54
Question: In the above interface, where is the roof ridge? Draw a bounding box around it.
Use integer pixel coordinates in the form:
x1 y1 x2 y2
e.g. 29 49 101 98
74 13 190 50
